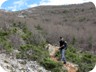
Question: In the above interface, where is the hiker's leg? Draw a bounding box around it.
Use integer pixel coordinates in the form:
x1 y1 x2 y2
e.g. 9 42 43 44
62 49 66 62
60 49 66 62
60 49 63 61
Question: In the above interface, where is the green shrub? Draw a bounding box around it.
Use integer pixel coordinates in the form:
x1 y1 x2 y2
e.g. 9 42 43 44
87 36 93 48
0 36 7 42
13 22 26 30
55 44 96 72
35 24 43 31
12 22 33 44
81 53 93 63
21 31 32 42
40 58 64 72
78 62 95 72
0 30 9 36
55 50 61 60
62 10 69 13
71 36 77 45
0 30 13 53
17 44 49 62
10 27 18 34
0 40 13 53
4 43 13 53
79 17 86 22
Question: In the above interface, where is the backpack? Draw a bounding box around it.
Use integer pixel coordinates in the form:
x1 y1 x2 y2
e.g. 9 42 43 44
64 41 67 50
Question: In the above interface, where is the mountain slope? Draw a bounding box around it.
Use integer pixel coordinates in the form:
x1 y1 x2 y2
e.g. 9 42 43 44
0 2 96 53
0 2 96 72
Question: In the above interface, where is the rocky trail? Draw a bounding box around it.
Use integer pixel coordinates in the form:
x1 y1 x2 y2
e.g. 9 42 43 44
47 44 78 72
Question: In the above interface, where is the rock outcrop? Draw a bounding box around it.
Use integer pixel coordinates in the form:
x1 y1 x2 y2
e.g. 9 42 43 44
0 51 50 72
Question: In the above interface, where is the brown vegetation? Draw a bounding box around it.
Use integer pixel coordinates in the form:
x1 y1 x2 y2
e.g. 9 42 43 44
0 2 96 53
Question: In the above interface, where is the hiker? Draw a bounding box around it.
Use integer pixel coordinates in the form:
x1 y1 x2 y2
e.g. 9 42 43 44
59 37 67 64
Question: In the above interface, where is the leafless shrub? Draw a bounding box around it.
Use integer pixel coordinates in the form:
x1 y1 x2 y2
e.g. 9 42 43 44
0 2 96 53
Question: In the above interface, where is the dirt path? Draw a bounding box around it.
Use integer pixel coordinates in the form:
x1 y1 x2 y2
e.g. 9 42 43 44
47 44 78 72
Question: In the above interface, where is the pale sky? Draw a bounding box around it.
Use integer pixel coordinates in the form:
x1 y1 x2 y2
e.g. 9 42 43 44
0 0 96 11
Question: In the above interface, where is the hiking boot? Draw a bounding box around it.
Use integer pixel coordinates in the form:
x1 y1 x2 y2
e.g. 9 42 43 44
64 61 66 64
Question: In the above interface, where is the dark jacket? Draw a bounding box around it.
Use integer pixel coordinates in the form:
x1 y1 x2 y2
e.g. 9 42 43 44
59 40 67 50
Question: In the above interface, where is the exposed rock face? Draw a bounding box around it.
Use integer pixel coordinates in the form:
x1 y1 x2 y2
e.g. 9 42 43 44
0 52 50 72
0 66 7 72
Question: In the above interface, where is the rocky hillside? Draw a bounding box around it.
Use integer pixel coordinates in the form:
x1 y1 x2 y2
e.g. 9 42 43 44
0 53 50 72
0 2 96 53
0 2 96 72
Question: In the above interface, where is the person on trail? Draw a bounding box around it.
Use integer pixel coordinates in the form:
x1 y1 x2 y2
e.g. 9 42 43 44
59 37 67 64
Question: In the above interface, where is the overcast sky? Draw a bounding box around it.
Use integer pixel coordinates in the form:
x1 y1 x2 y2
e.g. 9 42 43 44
0 0 96 11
